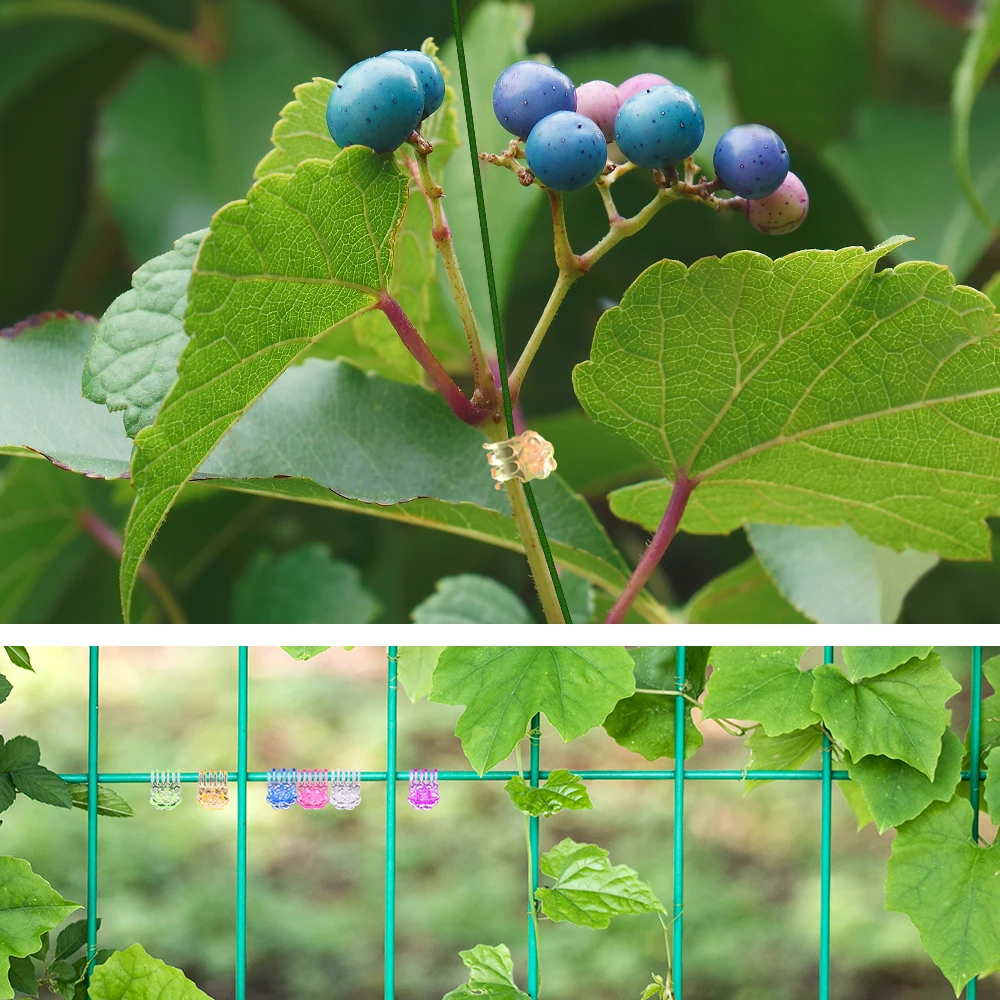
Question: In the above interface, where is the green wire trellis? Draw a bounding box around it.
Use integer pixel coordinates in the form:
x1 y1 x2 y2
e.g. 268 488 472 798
62 645 988 1000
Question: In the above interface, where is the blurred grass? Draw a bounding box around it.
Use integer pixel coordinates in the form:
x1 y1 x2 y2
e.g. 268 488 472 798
2 647 997 999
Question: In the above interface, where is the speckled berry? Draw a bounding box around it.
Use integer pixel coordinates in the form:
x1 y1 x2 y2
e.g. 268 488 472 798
713 124 789 199
493 60 576 138
746 171 809 234
617 73 671 104
327 56 423 153
614 83 704 169
383 49 445 120
525 110 607 191
574 80 620 141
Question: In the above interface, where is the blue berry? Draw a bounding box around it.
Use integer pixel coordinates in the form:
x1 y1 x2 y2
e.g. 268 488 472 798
614 84 704 169
326 55 423 154
525 111 607 191
713 124 789 199
493 60 576 139
383 49 445 120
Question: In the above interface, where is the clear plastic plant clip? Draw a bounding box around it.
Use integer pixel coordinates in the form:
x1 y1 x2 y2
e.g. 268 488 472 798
150 770 182 810
483 430 557 490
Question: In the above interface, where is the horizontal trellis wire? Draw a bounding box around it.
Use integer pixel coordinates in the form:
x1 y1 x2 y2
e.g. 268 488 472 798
59 646 987 1000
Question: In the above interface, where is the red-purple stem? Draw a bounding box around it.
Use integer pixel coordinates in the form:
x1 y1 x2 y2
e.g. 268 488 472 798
605 470 696 624
378 293 488 426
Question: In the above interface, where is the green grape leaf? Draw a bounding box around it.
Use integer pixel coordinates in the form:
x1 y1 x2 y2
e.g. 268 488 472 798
53 918 98 963
68 786 134 819
442 944 529 1000
0 678 9 707
0 858 79 1000
841 646 934 683
885 796 1000 993
683 557 809 623
412 575 532 624
589 239 1000 560
969 655 1000 764
88 945 211 1000
823 92 1000 280
98 0 338 262
280 647 330 661
839 776 875 831
504 769 592 818
7 955 36 997
747 523 938 624
0 776 14 815
9 766 71 809
984 746 1000 825
811 652 960 778
430 647 635 774
3 648 31 672
951 0 1000 226
0 738 40 771
120 147 409 619
602 647 711 761
846 729 964 833
743 726 823 791
254 77 338 179
83 230 207 437
701 647 817 736
396 646 445 703
535 839 665 929
233 544 379 624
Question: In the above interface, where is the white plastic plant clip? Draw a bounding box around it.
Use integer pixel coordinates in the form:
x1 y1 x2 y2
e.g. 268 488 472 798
329 770 362 810
483 430 557 490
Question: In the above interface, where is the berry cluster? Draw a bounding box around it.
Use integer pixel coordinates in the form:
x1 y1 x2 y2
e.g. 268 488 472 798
491 60 808 234
326 49 445 154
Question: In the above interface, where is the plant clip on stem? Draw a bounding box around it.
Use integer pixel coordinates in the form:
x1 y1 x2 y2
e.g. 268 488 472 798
449 0 572 624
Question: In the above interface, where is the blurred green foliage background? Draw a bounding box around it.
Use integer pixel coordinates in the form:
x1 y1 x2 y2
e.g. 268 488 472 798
0 0 999 623
1 645 997 1000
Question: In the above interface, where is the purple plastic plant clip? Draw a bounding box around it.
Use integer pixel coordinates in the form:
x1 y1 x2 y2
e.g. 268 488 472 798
407 768 440 811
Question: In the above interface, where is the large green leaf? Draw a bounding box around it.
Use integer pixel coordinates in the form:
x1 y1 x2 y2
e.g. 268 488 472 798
951 0 1000 225
535 838 665 929
841 646 934 683
885 796 1000 993
88 945 211 1000
83 230 206 437
9 766 71 809
254 77 338 180
412 574 532 624
682 557 809 623
2 648 31 672
430 647 635 774
602 647 710 760
396 646 445 703
747 524 938 624
743 726 823 791
589 240 1000 560
824 92 1000 280
504 769 592 818
442 944 529 1000
69 785 134 819
0 857 79 1000
120 147 409 618
846 728 963 834
701 647 817 736
811 653 960 778
232 543 379 624
985 746 1000 825
97 0 338 262
970 655 1000 764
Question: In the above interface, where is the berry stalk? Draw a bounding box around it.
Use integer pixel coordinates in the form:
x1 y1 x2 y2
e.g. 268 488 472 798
605 471 696 624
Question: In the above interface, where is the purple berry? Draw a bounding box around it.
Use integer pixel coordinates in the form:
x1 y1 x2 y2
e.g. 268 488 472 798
574 80 621 141
383 49 445 120
493 60 576 139
614 83 704 169
525 110 607 191
617 73 671 104
746 171 809 234
713 124 789 199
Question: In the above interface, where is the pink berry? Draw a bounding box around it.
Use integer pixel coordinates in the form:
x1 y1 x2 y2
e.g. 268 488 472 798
617 73 671 103
745 171 809 235
574 80 621 141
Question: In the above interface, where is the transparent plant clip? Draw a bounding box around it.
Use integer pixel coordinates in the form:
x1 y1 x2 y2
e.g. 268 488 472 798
407 768 440 811
265 768 298 810
483 430 557 490
329 770 362 810
150 770 182 810
198 769 229 810
297 769 329 810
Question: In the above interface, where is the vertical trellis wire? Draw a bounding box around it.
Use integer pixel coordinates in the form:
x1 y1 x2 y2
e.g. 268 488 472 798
67 646 990 1000
527 713 541 999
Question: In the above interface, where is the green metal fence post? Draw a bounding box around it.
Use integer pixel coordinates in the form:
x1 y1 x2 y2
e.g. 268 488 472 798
819 645 833 1000
966 646 983 1000
527 713 541 999
86 646 99 978
236 647 248 1000
386 647 399 1000
673 646 686 1000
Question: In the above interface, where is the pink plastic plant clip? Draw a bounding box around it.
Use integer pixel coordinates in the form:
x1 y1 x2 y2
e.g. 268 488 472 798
483 430 557 490
407 768 440 811
297 769 329 810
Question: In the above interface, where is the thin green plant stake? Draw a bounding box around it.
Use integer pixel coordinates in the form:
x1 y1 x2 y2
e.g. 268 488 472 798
448 0 572 623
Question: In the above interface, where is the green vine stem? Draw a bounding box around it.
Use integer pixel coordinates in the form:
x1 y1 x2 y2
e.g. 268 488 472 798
0 0 217 65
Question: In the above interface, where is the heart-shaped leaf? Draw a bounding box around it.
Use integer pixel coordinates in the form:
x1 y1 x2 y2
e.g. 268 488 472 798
88 945 211 1000
442 944 529 1000
505 769 592 818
